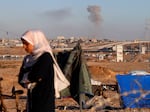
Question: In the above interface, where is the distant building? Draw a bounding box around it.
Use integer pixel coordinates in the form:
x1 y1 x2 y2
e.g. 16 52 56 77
16 43 23 47
116 45 123 62
141 46 146 54
57 36 65 40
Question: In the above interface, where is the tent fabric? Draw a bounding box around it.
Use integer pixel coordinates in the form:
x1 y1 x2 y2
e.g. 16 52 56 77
116 74 150 108
55 43 93 104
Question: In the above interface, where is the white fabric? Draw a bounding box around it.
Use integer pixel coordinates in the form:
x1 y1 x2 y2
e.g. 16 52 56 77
21 30 70 98
129 70 150 75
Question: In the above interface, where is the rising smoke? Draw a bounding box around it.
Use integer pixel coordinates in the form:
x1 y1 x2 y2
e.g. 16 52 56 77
86 5 103 38
87 5 102 25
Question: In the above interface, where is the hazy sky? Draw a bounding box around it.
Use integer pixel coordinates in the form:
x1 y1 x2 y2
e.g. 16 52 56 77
0 0 150 40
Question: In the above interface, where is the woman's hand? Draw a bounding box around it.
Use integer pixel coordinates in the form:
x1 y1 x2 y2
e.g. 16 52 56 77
27 82 37 90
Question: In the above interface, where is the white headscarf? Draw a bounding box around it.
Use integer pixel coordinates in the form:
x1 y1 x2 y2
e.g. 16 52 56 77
21 30 70 98
21 30 52 59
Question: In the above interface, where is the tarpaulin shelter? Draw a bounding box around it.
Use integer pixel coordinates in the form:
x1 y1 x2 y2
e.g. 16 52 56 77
55 43 94 109
116 73 150 108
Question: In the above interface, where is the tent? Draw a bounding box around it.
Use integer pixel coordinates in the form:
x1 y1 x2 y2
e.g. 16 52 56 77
116 74 150 108
55 42 94 109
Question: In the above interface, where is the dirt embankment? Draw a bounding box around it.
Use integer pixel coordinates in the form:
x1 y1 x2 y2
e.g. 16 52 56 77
87 61 150 82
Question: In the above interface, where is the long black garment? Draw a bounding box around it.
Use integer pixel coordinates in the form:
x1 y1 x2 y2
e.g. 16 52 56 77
18 52 55 112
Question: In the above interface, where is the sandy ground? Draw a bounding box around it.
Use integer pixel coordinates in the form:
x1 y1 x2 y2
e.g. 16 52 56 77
0 60 150 112
0 47 150 111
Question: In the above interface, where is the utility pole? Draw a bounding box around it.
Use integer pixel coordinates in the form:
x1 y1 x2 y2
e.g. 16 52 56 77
144 19 150 52
144 19 150 71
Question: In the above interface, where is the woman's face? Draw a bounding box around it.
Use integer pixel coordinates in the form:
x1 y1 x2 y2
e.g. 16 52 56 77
22 39 34 54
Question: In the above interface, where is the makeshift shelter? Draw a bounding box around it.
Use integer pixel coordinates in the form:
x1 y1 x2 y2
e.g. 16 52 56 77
116 73 150 108
55 43 94 108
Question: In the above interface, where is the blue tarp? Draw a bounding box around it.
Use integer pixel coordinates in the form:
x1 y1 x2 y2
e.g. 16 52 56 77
116 74 150 108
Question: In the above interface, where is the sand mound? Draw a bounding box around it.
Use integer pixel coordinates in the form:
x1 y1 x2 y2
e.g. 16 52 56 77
88 66 118 83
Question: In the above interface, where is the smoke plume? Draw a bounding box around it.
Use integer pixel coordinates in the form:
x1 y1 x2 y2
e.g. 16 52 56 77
87 5 102 25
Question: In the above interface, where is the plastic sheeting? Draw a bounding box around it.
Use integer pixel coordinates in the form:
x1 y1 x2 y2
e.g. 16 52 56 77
116 74 150 108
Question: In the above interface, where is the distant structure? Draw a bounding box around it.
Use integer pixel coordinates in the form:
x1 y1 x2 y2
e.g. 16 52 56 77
141 45 146 54
144 19 150 53
116 45 123 62
145 19 150 40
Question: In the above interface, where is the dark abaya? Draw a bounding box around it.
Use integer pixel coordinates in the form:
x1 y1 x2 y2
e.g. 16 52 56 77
18 52 55 112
